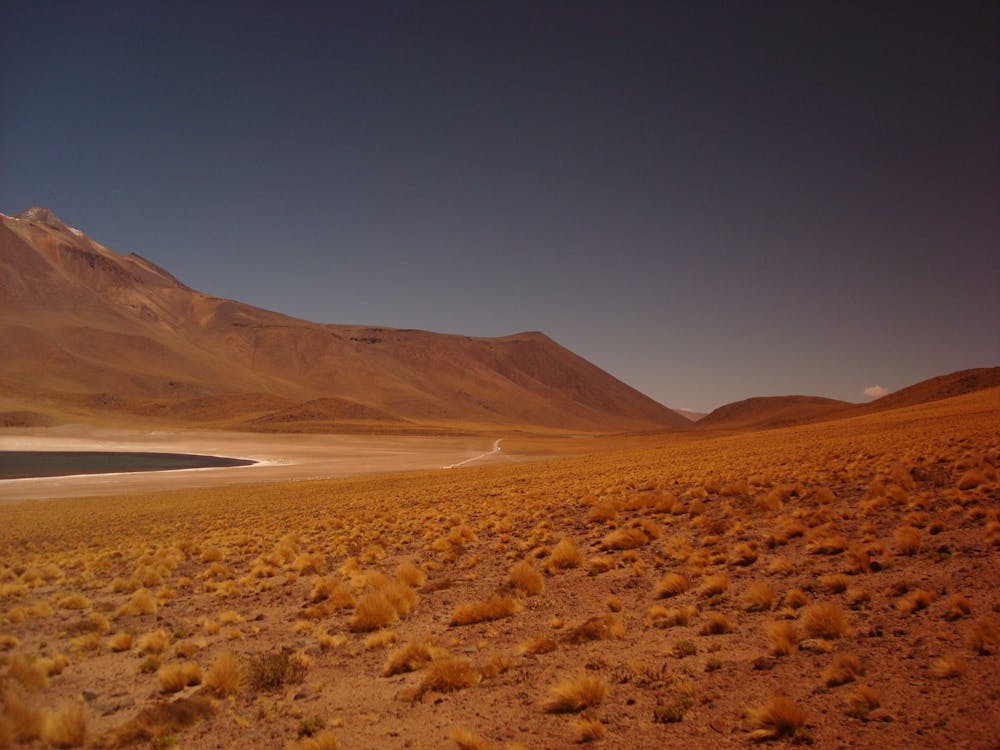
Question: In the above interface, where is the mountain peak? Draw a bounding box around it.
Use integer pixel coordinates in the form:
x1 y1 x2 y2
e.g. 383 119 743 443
15 206 66 227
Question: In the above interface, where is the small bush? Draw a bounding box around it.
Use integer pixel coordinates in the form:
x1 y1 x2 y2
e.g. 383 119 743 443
543 673 608 713
509 560 544 596
41 702 86 748
203 652 243 696
746 695 807 741
654 573 689 599
800 602 849 639
450 595 521 626
248 648 308 691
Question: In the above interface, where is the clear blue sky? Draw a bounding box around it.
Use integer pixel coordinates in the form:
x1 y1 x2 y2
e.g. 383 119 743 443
2 1 997 412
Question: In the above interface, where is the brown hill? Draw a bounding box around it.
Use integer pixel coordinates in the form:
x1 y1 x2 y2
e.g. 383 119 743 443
845 367 1000 416
696 395 850 431
0 207 690 433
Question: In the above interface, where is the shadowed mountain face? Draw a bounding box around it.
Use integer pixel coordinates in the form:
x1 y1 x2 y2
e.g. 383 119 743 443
0 208 690 433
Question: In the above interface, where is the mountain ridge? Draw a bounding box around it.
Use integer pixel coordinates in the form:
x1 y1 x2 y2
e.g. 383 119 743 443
0 207 690 433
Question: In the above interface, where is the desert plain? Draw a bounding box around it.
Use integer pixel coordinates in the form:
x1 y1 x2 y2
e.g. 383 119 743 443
1 385 997 749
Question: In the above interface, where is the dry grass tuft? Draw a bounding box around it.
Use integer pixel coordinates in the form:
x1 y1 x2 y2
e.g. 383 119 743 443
542 672 607 713
450 595 522 626
40 701 87 748
574 717 605 742
203 651 244 696
742 582 776 612
416 657 479 696
654 573 689 598
108 632 133 652
396 560 427 588
844 685 880 719
565 615 623 643
115 588 157 618
287 729 341 750
648 605 695 629
700 611 733 635
699 574 729 598
548 538 584 570
823 653 864 686
599 527 648 550
137 629 170 654
930 656 967 678
247 648 308 691
767 621 801 656
383 640 437 676
943 594 972 621
893 525 921 556
508 560 545 596
448 726 491 750
800 602 849 639
746 695 807 741
350 591 398 632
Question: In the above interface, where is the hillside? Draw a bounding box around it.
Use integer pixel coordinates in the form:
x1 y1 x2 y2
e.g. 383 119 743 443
697 396 850 431
0 208 689 433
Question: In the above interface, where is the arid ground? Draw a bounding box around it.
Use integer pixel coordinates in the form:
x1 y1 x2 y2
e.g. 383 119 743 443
0 387 998 749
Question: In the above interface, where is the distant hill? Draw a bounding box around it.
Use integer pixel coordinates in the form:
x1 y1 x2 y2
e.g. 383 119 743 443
698 368 1000 432
843 367 1000 417
697 396 850 431
0 207 690 433
674 409 708 422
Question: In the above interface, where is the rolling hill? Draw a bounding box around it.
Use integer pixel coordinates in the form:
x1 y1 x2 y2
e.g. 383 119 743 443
0 207 690 433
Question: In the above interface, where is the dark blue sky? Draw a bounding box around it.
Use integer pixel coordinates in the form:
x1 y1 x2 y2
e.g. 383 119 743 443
2 1 997 411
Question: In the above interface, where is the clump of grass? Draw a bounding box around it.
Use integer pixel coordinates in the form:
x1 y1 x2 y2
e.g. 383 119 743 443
968 616 998 654
508 560 544 596
8 652 49 689
518 635 557 654
800 602 849 639
108 632 133 652
574 717 605 742
823 653 864 686
137 629 170 654
543 672 608 713
287 729 341 750
893 525 921 555
115 588 157 618
383 640 437 676
363 629 398 650
729 543 759 566
308 577 355 607
742 582 776 612
648 605 694 628
396 560 427 588
548 538 584 570
157 662 202 693
247 648 308 691
844 686 880 719
943 594 972 621
700 612 733 635
897 589 934 615
700 574 728 598
820 574 849 594
929 656 966 678
746 695 807 741
448 726 491 750
450 595 522 626
767 621 801 656
349 592 398 632
654 573 689 598
203 651 244 696
565 615 623 643
416 657 479 697
41 701 87 748
599 527 648 551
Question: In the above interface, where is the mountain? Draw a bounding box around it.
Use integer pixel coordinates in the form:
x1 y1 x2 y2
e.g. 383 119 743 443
696 395 850 431
0 207 690 433
843 367 1000 417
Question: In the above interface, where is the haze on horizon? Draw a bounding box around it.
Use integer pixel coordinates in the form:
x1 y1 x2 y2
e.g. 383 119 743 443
1 1 997 413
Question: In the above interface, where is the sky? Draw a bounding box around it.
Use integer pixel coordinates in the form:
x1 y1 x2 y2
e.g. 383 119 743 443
1 1 997 412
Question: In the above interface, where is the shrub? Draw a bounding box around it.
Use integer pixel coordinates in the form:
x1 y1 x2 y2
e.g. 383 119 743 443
247 648 308 691
350 592 398 632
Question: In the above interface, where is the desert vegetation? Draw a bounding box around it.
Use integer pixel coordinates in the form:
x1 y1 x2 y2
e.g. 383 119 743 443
0 388 997 747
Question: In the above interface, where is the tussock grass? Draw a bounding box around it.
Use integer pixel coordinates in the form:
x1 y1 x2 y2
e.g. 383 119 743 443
508 560 545 595
800 602 850 639
41 701 86 748
203 651 243 696
416 657 479 696
654 573 689 598
543 672 607 713
823 653 864 686
450 595 522 626
746 695 807 741
548 538 583 570
287 729 341 750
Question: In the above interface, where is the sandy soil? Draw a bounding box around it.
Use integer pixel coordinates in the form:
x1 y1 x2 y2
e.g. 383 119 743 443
0 426 515 503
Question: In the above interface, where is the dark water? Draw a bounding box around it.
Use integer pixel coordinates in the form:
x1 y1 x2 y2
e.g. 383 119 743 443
0 451 256 479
